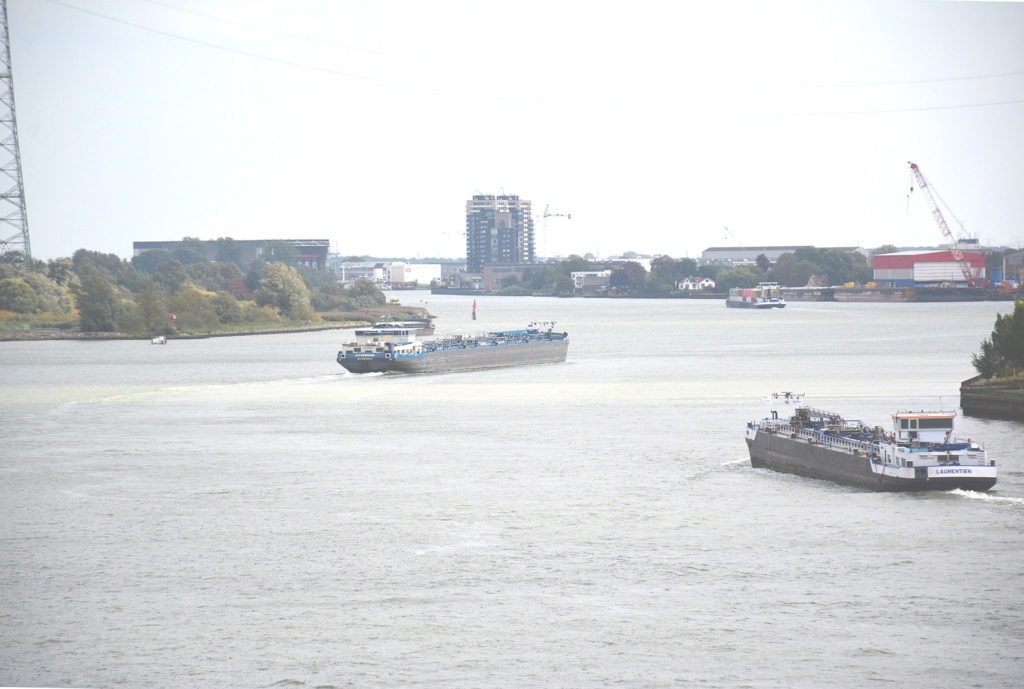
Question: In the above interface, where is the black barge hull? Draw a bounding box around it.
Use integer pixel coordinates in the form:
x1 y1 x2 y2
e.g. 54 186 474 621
746 433 997 492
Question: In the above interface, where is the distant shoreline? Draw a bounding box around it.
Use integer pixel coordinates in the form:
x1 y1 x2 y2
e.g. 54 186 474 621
0 323 362 342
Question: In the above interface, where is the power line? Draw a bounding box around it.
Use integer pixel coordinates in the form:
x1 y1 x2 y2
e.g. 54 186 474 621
42 0 1024 117
45 0 387 84
133 0 399 58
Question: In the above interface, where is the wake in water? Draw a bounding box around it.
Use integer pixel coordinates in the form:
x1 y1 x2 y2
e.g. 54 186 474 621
949 488 1024 506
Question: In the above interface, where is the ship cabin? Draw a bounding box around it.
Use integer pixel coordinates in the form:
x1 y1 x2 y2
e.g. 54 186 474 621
891 411 955 445
343 327 420 355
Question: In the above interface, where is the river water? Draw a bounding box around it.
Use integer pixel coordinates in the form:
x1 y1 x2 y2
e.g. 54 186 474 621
1 294 1022 689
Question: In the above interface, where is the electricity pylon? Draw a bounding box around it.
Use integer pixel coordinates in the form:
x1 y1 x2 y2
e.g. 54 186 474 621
0 0 30 264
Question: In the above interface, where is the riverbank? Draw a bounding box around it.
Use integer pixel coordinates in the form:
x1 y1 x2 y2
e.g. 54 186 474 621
0 323 355 342
0 305 434 342
960 375 1024 422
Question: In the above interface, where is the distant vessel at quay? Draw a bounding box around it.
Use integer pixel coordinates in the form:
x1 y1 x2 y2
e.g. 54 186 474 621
782 286 1020 302
371 319 434 335
726 282 786 309
745 406 996 491
337 322 569 374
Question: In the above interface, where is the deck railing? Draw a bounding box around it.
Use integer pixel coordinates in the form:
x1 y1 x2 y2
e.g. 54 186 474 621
763 421 876 455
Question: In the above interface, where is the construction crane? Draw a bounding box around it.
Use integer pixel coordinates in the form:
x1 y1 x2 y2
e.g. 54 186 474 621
907 161 978 286
539 204 572 258
542 204 571 221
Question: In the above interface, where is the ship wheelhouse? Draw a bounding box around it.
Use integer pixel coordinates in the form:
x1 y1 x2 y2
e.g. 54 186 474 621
892 411 955 444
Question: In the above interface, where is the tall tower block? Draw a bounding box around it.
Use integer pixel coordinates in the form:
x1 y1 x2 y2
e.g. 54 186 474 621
0 0 30 263
465 194 534 272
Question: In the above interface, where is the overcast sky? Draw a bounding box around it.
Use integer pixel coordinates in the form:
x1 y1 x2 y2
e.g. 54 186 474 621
9 0 1024 262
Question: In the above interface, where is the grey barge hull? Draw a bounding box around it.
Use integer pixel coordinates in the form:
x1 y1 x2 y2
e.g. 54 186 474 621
341 339 568 374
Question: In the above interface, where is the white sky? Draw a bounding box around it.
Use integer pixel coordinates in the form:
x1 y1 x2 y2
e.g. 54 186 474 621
9 0 1024 261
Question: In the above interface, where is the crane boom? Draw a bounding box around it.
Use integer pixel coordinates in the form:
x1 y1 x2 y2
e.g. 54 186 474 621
907 161 977 286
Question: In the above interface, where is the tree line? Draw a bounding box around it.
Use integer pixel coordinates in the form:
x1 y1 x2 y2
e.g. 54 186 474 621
0 240 386 335
971 300 1024 379
496 247 885 296
495 245 1021 296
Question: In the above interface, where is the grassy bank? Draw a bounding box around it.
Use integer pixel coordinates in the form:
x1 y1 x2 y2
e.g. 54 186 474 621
960 374 1024 422
0 305 433 342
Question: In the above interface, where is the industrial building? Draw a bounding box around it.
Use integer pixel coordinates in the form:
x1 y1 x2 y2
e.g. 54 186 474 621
333 261 441 288
1002 250 1024 286
872 250 986 287
133 238 329 270
700 246 867 264
465 194 535 272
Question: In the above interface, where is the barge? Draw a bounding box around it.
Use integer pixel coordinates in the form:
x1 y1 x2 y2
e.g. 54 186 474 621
338 322 568 374
745 406 996 491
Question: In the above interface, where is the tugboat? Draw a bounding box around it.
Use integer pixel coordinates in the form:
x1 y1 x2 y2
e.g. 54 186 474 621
745 406 996 491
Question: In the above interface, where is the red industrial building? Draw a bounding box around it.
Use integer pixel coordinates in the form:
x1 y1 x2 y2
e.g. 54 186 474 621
873 250 986 287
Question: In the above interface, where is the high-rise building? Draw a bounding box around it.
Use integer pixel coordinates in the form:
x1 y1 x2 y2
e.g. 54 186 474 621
465 194 534 272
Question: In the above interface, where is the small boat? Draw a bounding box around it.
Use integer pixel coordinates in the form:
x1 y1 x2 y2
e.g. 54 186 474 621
745 406 996 491
151 335 167 345
726 282 786 309
338 321 568 374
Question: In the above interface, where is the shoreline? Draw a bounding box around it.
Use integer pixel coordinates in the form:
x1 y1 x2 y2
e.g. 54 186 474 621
960 375 1024 422
0 323 363 342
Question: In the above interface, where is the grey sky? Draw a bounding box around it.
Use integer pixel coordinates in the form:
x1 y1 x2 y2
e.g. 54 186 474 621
10 0 1024 261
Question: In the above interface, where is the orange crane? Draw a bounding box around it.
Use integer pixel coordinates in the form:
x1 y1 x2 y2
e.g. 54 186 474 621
907 161 978 286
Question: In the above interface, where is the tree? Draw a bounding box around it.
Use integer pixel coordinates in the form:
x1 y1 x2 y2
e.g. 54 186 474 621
186 261 243 293
212 292 244 323
562 255 590 274
0 277 39 313
168 285 221 331
714 264 767 291
786 248 871 286
23 272 75 315
216 237 243 265
153 260 188 294
972 300 1024 377
75 273 119 331
131 249 174 274
971 338 1001 379
521 262 576 294
649 255 698 289
0 250 29 270
253 262 315 320
610 261 648 291
227 276 252 300
646 256 702 294
47 258 76 287
772 253 818 287
72 249 126 280
346 277 386 307
261 240 299 264
175 237 209 265
134 279 168 334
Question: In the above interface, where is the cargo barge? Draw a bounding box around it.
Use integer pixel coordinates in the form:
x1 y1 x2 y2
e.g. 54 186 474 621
726 282 786 309
337 322 568 374
745 406 996 491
